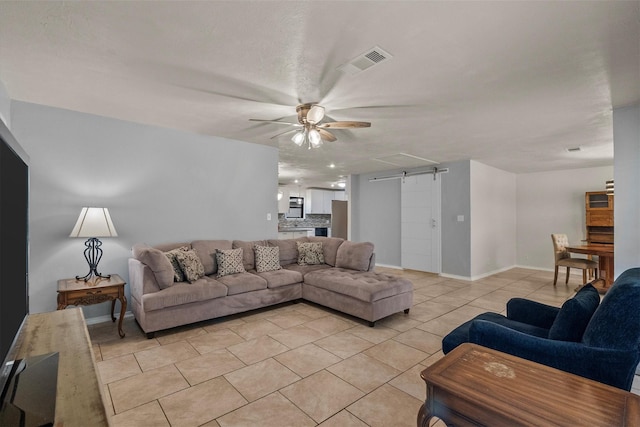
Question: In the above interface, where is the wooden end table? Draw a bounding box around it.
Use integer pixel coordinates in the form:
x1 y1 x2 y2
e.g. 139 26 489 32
418 343 640 426
57 274 127 338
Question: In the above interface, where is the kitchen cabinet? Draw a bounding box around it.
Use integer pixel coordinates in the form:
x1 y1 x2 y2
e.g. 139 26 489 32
306 189 344 214
278 230 314 239
585 191 614 244
277 188 289 214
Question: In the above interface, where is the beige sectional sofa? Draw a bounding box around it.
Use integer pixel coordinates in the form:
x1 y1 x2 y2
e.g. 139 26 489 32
128 236 413 338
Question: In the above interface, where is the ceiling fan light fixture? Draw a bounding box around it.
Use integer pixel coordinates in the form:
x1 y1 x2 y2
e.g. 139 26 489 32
292 130 305 146
307 105 325 124
309 129 322 147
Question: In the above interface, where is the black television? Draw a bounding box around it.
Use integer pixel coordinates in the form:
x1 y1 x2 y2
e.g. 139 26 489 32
0 120 30 411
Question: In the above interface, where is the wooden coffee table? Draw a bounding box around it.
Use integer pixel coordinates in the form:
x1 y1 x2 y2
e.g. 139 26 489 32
57 274 127 338
418 343 640 426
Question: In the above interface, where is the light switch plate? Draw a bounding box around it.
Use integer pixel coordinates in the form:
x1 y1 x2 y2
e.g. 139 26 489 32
267 213 272 221
457 215 464 222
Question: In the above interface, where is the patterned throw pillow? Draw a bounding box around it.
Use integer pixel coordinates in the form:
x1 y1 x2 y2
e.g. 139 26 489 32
174 249 205 283
254 245 281 273
164 246 190 282
297 241 325 266
216 248 246 278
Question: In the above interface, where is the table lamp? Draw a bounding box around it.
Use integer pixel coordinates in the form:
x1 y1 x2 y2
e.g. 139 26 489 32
69 207 118 281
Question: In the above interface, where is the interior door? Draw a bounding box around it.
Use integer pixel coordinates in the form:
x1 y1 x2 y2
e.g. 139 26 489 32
401 173 441 273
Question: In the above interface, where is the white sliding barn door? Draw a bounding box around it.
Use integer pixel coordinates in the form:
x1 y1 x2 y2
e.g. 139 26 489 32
401 173 441 273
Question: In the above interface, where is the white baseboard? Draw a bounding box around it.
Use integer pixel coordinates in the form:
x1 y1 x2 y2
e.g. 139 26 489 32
374 263 403 270
84 311 134 326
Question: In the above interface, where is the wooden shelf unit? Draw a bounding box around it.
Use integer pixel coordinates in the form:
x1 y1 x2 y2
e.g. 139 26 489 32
586 191 614 244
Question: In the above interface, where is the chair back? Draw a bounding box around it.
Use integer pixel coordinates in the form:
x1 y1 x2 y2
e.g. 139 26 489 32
551 234 570 262
583 268 640 351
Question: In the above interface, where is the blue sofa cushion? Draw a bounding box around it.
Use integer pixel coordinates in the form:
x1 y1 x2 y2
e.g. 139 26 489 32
548 283 600 342
583 268 640 350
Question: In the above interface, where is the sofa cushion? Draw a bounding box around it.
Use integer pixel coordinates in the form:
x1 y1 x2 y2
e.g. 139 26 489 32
255 268 303 289
282 263 332 276
192 240 233 275
164 246 190 282
308 237 344 267
297 241 325 265
233 240 268 271
142 276 228 311
303 268 413 303
267 239 306 266
335 241 374 272
216 248 246 278
132 243 175 290
583 268 640 350
216 271 268 295
254 245 281 273
548 283 600 342
174 249 205 283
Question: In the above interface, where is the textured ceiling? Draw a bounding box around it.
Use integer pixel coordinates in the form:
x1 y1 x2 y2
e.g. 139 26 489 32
0 1 638 188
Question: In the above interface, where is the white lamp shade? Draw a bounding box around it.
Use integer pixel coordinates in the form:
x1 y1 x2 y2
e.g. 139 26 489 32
69 207 118 238
309 129 322 147
291 130 305 146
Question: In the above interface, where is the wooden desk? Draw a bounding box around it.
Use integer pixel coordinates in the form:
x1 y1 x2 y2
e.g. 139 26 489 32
566 244 614 292
14 309 110 427
418 343 640 427
57 274 127 338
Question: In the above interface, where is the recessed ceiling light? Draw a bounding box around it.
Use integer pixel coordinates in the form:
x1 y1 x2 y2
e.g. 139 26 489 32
337 182 346 188
328 163 335 168
294 179 299 184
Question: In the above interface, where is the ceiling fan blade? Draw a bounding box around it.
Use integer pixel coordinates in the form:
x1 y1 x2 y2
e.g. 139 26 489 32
318 129 337 142
249 119 299 126
318 121 371 129
270 128 299 139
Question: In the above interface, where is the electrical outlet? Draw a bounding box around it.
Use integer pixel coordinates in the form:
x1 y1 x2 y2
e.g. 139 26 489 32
267 213 272 221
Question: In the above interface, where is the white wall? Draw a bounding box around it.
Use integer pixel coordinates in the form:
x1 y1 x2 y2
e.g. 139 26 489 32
351 161 472 275
516 166 613 270
613 104 640 275
11 101 279 318
470 161 516 278
0 79 10 129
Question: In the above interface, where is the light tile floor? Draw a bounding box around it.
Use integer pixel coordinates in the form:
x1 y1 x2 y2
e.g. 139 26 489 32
88 267 640 427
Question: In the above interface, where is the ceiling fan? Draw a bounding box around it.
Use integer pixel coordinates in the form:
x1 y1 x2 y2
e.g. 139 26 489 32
249 103 371 149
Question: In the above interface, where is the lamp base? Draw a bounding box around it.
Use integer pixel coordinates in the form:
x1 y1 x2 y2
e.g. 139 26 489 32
75 237 111 282
75 271 111 282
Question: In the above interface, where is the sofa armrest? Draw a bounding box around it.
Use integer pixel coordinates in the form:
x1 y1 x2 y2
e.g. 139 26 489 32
469 320 640 390
128 258 161 302
368 253 376 271
506 298 559 329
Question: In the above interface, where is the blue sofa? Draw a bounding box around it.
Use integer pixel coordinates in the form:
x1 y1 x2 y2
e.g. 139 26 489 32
442 268 640 391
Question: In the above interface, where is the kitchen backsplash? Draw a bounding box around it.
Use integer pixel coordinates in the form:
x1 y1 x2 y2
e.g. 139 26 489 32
278 213 331 228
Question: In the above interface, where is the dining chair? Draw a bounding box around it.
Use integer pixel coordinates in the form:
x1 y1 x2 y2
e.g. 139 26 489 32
551 234 598 286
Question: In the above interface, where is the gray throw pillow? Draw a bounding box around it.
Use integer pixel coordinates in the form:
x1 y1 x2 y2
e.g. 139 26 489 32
216 248 246 278
164 246 190 282
174 249 205 283
297 242 324 265
254 245 281 273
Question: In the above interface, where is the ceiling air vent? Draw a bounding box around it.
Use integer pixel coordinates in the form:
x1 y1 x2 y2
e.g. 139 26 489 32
566 147 582 153
338 46 393 75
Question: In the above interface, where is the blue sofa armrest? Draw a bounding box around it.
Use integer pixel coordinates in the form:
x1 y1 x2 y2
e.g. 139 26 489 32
469 320 640 391
506 298 559 329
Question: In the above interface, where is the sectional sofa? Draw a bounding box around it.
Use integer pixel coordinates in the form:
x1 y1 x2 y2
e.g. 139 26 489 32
128 236 413 338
